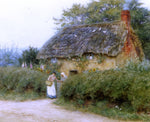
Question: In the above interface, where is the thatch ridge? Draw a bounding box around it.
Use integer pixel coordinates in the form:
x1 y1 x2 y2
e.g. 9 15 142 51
37 21 128 59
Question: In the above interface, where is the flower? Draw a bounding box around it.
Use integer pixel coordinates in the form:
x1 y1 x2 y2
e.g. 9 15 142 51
92 68 96 72
46 70 50 74
25 62 27 68
30 63 33 69
21 62 25 68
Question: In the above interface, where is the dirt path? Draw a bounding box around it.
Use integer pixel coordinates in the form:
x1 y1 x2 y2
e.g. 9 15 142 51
0 99 123 122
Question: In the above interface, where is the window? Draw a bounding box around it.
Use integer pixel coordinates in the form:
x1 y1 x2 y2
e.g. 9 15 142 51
51 58 57 63
86 54 94 60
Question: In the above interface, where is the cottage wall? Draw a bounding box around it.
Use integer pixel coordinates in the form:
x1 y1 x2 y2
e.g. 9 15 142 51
54 54 129 76
54 49 141 76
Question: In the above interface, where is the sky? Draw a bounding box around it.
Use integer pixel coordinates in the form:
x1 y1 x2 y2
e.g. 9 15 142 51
0 0 150 49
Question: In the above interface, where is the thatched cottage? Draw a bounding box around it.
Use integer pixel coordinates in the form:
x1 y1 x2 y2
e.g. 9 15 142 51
37 10 144 76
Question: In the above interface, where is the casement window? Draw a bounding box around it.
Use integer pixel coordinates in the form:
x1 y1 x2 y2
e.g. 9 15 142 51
86 54 94 60
51 58 57 63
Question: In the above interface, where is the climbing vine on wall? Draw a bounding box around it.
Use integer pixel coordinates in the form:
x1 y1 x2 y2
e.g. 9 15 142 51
98 54 106 64
74 56 89 71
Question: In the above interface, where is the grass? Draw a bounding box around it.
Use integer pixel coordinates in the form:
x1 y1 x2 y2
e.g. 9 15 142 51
0 90 46 101
55 98 150 121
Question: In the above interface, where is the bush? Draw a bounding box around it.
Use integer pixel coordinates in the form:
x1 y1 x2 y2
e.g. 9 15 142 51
0 67 48 96
60 63 150 112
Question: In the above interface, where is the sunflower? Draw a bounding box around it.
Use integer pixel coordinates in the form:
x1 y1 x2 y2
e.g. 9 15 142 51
92 68 96 72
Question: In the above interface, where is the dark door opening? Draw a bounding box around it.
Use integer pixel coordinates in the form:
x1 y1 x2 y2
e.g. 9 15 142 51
69 70 78 75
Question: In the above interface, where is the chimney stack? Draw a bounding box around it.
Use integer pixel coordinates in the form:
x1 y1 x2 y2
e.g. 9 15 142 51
121 10 132 55
121 10 131 27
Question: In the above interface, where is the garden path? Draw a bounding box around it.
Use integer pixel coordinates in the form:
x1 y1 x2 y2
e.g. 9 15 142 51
0 99 124 122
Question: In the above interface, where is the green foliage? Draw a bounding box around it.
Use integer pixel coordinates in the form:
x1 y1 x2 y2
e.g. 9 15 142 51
60 62 150 112
19 46 39 66
0 91 43 101
36 61 61 79
144 42 150 59
0 67 48 98
125 60 150 72
129 0 150 60
98 54 105 64
86 0 124 23
75 56 89 71
53 4 86 28
54 0 124 28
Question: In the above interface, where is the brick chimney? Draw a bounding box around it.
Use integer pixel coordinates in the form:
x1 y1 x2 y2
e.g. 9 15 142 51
121 10 132 55
121 10 131 28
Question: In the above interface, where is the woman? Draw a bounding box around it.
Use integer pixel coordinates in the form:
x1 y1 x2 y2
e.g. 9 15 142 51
56 72 68 97
46 72 60 99
60 72 67 81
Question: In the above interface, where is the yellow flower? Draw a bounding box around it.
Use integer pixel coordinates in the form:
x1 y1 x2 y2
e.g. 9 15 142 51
92 68 96 72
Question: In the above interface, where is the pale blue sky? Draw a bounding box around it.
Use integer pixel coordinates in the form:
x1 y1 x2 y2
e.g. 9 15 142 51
0 0 150 49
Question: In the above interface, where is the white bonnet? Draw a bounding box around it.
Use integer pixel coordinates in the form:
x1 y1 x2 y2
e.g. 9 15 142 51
61 72 66 77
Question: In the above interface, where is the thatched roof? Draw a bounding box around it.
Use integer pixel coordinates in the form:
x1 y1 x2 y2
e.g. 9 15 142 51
37 21 128 59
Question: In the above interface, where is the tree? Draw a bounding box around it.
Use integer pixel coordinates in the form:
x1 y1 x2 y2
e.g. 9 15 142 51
53 4 87 28
129 0 150 59
0 48 21 67
54 0 124 28
19 47 39 66
86 0 124 23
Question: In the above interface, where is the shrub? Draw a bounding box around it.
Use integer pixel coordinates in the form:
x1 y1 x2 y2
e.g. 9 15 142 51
60 65 150 112
0 67 48 96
